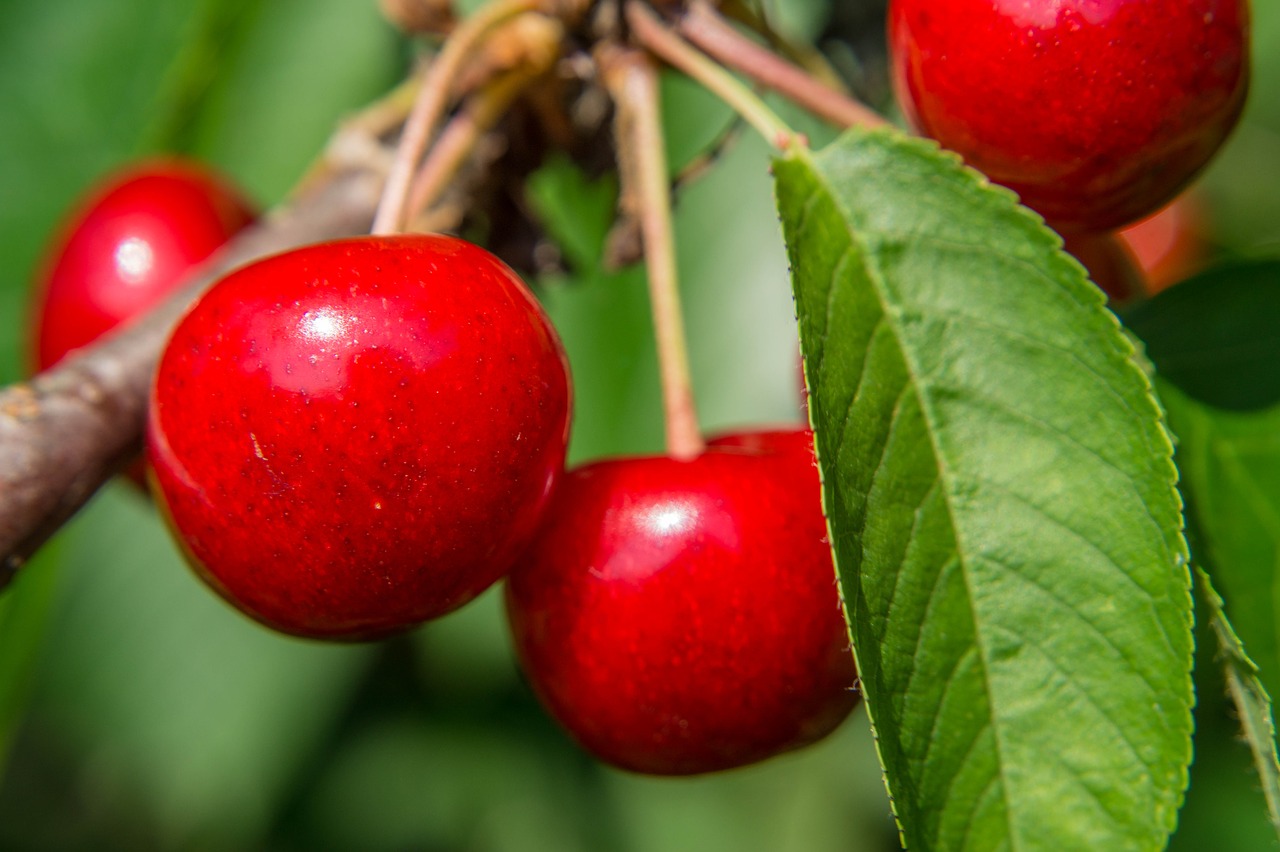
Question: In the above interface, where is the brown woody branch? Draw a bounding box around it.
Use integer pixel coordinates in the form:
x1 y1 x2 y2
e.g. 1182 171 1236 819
0 166 383 589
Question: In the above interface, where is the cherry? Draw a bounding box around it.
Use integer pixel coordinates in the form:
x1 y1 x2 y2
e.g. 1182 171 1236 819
30 159 256 371
148 234 572 640
889 0 1250 232
505 428 857 775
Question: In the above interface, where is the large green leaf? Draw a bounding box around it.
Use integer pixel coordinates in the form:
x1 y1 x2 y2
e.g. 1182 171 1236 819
775 128 1192 850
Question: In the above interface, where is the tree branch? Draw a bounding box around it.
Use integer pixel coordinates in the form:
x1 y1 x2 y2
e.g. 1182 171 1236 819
0 165 383 589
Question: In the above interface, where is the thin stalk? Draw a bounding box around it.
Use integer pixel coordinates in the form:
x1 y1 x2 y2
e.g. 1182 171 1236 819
601 46 704 460
679 0 887 129
371 0 541 234
405 71 533 223
404 16 562 222
624 1 798 152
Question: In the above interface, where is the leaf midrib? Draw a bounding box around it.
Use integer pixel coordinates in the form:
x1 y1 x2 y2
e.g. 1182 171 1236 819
794 143 1021 852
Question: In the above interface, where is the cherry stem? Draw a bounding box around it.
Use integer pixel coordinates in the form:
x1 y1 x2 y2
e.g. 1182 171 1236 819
371 0 541 235
719 0 848 93
624 2 798 152
404 73 529 225
404 21 560 224
601 45 704 461
678 1 887 130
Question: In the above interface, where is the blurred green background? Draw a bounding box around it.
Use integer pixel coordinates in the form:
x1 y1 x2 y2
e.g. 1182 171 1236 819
0 1 1277 850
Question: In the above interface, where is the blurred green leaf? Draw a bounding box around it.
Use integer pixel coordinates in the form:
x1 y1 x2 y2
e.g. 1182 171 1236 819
1157 388 1280 695
15 487 372 850
0 0 210 381
776 128 1193 850
183 0 400 203
1124 260 1280 410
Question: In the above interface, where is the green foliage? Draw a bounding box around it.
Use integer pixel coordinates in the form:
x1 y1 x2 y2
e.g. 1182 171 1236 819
1126 260 1280 843
1126 261 1280 695
2 0 1280 848
1125 261 1280 411
776 128 1194 850
1194 567 1280 832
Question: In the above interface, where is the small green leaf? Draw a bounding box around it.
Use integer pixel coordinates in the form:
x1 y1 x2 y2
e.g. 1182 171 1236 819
1194 566 1280 834
1124 261 1280 411
775 128 1193 851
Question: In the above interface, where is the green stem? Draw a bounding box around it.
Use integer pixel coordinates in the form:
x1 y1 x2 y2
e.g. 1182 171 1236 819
624 0 802 153
371 0 542 235
602 46 704 460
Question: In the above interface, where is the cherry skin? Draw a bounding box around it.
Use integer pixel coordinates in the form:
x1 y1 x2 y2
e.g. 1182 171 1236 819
30 159 256 371
889 0 1250 232
505 428 857 775
148 234 572 640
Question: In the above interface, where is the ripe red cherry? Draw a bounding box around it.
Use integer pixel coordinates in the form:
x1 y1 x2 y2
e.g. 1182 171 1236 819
148 234 572 639
30 159 256 371
505 428 857 775
889 0 1250 232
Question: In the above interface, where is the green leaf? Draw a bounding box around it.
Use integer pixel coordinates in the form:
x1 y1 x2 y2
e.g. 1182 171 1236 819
1166 394 1280 667
1125 257 1280 843
774 128 1193 850
1194 566 1280 834
1126 262 1280 699
1124 261 1280 411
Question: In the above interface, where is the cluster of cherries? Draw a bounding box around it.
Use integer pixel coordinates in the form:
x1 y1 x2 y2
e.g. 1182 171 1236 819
26 0 1250 777
29 165 855 776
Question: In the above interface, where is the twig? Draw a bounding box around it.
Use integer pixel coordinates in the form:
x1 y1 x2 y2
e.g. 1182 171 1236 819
677 1 886 130
600 45 704 460
672 113 745 197
624 1 797 151
720 0 849 93
0 166 383 589
371 0 543 235
404 17 563 223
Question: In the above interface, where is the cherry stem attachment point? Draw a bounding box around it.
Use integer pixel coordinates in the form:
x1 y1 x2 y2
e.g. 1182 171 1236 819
371 0 541 235
601 45 704 461
624 1 800 153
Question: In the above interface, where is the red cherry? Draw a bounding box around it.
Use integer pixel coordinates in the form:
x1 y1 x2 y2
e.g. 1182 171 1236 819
505 428 857 775
148 234 572 640
889 0 1250 232
30 159 256 371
